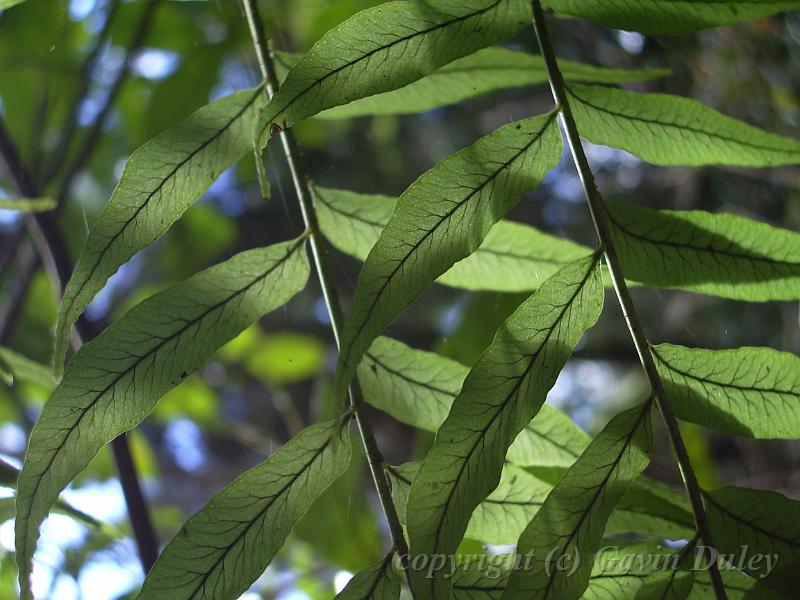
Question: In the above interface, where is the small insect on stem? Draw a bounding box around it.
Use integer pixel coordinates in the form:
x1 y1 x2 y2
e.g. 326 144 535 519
270 118 288 137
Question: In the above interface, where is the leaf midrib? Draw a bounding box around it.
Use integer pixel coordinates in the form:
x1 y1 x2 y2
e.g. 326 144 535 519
360 553 395 599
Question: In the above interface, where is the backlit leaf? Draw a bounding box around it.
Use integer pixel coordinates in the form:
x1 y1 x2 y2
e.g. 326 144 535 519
605 200 800 301
653 344 800 439
16 238 309 597
357 337 589 467
635 569 694 600
334 553 400 600
55 88 265 375
336 113 562 399
315 186 591 292
570 84 800 167
318 47 670 119
138 420 351 600
705 486 800 594
389 461 688 546
503 402 654 600
542 0 800 35
257 0 532 146
406 254 604 599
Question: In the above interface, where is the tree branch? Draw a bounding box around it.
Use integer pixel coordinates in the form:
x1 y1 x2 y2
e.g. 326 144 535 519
529 2 728 598
239 0 414 582
41 0 123 185
51 0 160 207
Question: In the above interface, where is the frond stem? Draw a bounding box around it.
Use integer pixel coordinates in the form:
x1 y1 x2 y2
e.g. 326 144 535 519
239 0 413 585
529 2 727 598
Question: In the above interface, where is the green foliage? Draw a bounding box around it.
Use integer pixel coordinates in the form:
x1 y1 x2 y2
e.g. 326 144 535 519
16 238 309 597
390 461 692 545
358 337 590 467
0 347 56 389
705 487 800 594
315 186 592 292
0 0 26 9
54 88 266 375
336 113 562 399
653 344 800 438
635 569 694 600
0 198 55 212
542 0 800 34
137 419 352 600
257 0 532 146
606 201 800 301
333 553 400 600
503 402 654 600
5 0 800 598
317 47 670 119
570 84 800 167
406 254 604 599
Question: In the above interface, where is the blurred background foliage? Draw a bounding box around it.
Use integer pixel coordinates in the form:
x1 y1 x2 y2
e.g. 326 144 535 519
0 0 798 598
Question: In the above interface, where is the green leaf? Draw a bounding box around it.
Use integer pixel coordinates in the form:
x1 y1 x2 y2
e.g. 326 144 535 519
315 186 592 292
0 347 56 389
503 402 654 600
706 486 800 594
243 331 325 386
253 143 271 201
612 477 694 540
451 557 511 600
635 570 694 600
542 0 800 35
358 337 590 467
257 0 532 146
569 84 800 167
391 461 687 546
0 0 26 9
690 569 780 600
15 238 309 599
0 197 55 212
137 420 351 600
583 543 774 600
605 200 800 301
449 543 676 600
334 553 400 600
406 254 604 599
391 462 552 545
653 344 800 439
54 88 265 376
0 459 114 534
336 113 562 399
316 47 670 119
584 543 675 600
